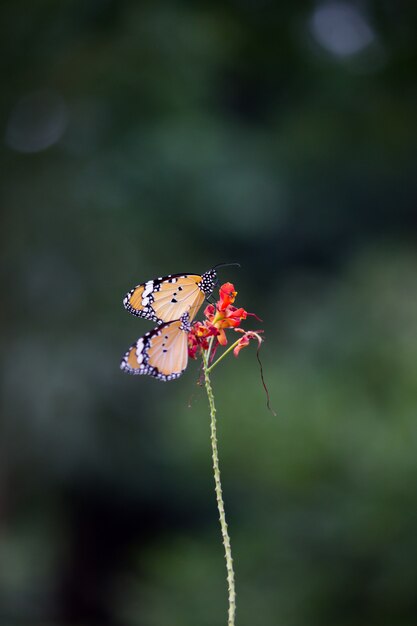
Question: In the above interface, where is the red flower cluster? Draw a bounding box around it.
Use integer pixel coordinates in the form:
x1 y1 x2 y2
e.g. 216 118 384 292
188 282 262 359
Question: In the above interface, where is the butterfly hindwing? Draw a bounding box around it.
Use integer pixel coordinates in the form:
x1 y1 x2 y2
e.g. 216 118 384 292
123 269 217 324
120 313 192 381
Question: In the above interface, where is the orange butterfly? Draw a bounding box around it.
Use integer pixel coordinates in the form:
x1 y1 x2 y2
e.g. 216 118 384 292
123 264 239 325
120 312 191 381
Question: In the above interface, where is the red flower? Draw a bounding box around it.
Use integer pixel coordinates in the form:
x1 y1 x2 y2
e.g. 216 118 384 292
188 320 218 359
188 283 258 356
233 329 264 357
218 283 237 310
203 285 247 346
186 281 272 412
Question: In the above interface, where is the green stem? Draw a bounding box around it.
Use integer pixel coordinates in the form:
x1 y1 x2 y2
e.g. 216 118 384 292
206 337 242 374
202 349 236 626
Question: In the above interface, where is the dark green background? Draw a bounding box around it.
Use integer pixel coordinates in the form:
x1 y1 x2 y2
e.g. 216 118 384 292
1 1 417 625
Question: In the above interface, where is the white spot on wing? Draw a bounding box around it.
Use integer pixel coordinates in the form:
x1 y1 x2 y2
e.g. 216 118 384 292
142 281 155 306
135 339 145 364
143 281 154 296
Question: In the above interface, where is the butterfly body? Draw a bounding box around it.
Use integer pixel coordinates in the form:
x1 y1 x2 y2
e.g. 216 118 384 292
123 269 218 324
120 313 192 381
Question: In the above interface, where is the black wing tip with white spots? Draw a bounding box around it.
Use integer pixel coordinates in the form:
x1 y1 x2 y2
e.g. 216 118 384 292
120 358 184 381
122 301 162 324
122 288 163 324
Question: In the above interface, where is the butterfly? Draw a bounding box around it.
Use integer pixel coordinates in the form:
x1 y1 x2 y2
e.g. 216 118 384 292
122 263 240 325
120 312 192 381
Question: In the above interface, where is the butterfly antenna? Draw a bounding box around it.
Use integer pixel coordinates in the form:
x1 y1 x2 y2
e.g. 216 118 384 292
212 262 241 270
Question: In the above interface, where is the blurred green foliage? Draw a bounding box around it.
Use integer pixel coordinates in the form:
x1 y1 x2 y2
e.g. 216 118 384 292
1 1 417 625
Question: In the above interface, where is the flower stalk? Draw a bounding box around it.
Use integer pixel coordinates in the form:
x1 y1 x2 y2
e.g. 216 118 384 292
202 348 236 626
187 281 269 624
206 337 243 374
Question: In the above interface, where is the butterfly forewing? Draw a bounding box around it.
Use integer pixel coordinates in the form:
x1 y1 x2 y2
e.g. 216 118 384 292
120 314 191 381
123 270 217 324
148 277 205 323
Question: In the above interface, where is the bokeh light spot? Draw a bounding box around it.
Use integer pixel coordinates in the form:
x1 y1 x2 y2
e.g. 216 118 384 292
310 1 376 57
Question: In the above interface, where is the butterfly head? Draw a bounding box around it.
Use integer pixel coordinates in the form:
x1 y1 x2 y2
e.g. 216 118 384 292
201 263 240 298
201 268 219 296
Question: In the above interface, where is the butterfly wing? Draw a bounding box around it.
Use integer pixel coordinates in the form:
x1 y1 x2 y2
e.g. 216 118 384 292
120 314 192 381
123 270 217 324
